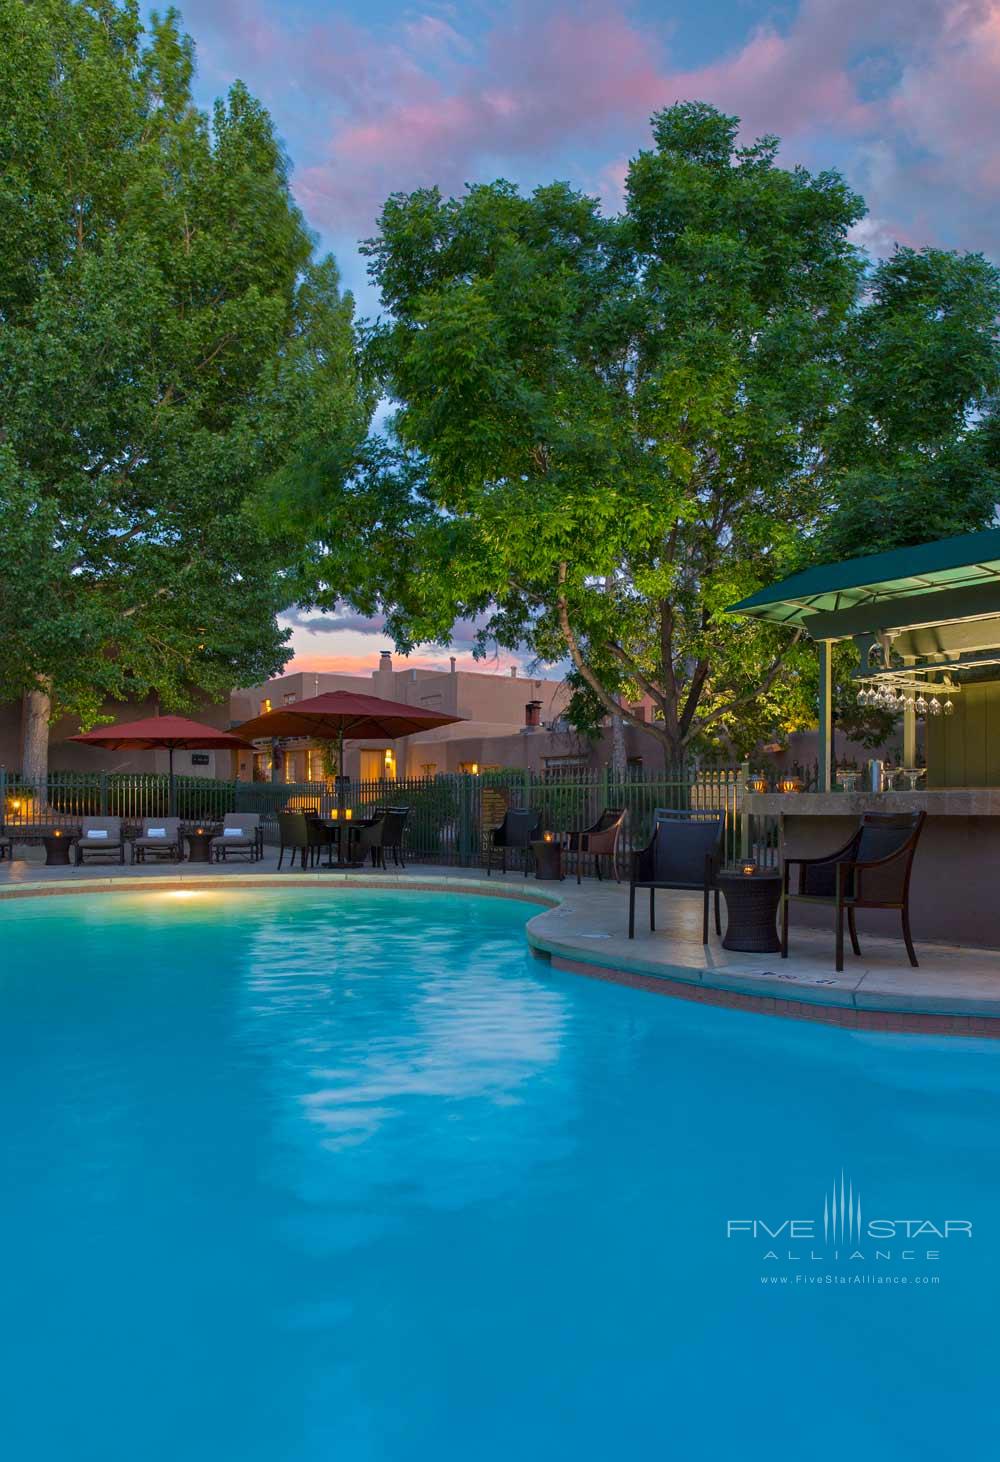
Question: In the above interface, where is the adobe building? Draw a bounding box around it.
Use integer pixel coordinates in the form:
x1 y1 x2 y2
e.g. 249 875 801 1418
232 653 674 782
0 653 667 784
233 654 574 781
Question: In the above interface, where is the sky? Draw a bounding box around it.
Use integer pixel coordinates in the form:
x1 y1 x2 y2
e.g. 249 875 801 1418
165 0 1000 678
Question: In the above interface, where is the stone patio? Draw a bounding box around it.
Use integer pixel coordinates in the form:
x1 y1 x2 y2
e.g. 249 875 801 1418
1 849 998 1032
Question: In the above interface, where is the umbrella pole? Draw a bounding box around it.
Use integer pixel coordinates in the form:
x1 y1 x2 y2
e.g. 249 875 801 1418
336 727 346 866
168 745 176 818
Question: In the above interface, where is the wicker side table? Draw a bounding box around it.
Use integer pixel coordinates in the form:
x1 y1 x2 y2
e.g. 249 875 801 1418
717 870 782 953
530 839 563 881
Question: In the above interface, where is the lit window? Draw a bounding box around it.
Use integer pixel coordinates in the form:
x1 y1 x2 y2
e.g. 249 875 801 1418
261 698 272 714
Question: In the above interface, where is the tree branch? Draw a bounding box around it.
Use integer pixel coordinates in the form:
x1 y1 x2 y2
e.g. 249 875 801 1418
693 631 803 733
555 563 670 750
605 641 666 711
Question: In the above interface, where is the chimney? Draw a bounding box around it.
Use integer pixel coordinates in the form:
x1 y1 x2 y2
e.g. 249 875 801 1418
509 665 517 678
379 650 392 670
450 656 456 673
524 700 542 727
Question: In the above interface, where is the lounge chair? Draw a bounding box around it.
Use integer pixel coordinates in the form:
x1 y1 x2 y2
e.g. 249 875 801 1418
131 817 183 863
781 811 926 972
486 808 541 876
628 808 723 942
75 816 125 865
0 830 11 862
210 813 263 863
565 807 626 884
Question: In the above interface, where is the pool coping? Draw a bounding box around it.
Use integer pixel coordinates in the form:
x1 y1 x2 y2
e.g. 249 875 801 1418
3 870 998 1039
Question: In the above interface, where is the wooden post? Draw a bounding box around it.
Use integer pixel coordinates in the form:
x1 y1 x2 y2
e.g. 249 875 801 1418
817 640 833 792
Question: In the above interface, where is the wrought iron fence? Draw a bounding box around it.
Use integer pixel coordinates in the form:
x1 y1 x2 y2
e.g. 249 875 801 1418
1 762 781 869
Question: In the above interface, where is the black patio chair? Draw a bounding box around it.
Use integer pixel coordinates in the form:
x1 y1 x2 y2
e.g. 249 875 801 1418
486 808 541 876
380 806 411 868
276 811 312 870
781 811 926 972
354 809 394 869
564 807 627 884
628 808 724 942
306 814 334 868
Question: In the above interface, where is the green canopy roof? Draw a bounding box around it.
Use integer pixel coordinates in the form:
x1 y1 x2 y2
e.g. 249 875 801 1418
728 528 1000 631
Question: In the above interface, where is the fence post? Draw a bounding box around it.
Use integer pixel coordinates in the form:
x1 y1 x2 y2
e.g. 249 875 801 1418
457 773 475 866
99 772 108 816
740 759 750 861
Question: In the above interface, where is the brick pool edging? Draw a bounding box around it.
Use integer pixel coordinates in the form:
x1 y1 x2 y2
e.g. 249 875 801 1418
1 872 996 1037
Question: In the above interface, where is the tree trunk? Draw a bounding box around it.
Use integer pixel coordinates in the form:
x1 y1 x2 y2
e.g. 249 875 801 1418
21 681 52 787
610 710 627 779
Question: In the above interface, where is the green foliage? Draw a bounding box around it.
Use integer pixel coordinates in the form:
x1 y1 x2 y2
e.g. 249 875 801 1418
302 103 866 759
293 101 998 763
0 0 370 752
819 248 1000 561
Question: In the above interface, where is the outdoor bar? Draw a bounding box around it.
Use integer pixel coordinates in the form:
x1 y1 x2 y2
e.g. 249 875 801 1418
731 528 1000 948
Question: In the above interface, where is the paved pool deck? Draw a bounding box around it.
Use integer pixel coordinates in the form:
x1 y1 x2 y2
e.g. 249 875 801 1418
1 851 998 1035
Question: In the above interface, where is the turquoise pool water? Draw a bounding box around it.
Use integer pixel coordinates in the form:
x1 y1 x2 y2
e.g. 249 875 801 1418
1 887 997 1460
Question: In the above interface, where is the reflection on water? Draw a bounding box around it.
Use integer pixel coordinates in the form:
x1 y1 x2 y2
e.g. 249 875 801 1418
1 888 999 1462
243 902 572 1213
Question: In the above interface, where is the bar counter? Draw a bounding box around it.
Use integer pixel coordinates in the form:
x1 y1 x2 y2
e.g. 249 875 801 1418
745 790 1000 949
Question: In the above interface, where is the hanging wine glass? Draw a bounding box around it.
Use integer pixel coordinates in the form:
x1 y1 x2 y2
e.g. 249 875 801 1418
915 695 928 716
929 697 941 716
943 698 955 716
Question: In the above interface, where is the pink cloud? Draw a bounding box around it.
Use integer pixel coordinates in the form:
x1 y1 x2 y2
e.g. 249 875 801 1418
189 0 1000 257
891 2 1000 188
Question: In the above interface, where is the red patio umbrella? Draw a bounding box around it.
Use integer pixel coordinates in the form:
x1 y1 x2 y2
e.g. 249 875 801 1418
234 690 465 837
70 714 255 815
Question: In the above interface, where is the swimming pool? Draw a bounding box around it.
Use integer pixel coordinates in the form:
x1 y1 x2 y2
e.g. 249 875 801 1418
1 887 997 1460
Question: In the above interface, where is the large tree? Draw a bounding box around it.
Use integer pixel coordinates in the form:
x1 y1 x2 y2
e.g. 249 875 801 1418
296 103 998 765
0 0 370 778
303 103 864 763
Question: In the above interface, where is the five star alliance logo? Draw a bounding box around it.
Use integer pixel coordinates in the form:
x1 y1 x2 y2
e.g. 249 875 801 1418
726 1169 973 1263
823 1172 862 1245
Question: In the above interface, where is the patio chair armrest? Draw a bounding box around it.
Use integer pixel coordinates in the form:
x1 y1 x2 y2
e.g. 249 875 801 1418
631 841 655 883
783 837 858 870
851 844 914 871
842 844 915 904
785 834 861 896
